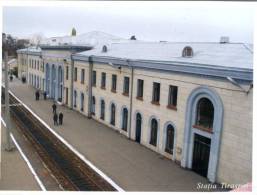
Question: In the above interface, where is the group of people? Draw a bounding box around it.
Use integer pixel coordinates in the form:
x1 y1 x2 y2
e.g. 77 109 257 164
35 90 47 101
34 90 64 126
52 103 64 126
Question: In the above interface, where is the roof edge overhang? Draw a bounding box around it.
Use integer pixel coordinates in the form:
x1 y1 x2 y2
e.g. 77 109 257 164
39 44 93 52
17 50 41 56
72 54 253 83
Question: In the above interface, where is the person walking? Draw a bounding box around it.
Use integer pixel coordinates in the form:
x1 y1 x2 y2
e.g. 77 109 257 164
37 90 40 100
43 91 47 100
59 112 63 125
52 103 57 114
35 91 38 100
53 112 58 126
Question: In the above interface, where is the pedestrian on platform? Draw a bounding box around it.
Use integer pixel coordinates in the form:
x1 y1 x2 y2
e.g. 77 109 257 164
59 112 63 125
52 103 57 114
53 112 58 126
37 90 40 100
43 91 47 100
35 90 39 100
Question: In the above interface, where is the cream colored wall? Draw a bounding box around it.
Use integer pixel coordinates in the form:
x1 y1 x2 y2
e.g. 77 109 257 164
131 68 252 185
91 63 131 136
24 53 252 185
17 53 27 79
27 55 44 90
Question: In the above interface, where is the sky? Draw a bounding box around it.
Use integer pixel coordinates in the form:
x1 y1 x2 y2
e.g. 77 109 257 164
2 1 255 43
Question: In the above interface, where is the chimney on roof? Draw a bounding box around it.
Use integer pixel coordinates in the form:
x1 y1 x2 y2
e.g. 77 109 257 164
220 36 229 44
71 28 77 36
130 35 136 40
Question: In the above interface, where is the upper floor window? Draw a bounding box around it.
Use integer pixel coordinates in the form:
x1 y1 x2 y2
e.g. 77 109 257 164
167 85 178 110
123 76 130 96
74 67 77 81
66 66 69 80
111 74 117 92
92 71 96 87
152 82 160 105
182 46 193 57
137 79 144 100
101 72 106 89
195 98 214 131
81 69 85 84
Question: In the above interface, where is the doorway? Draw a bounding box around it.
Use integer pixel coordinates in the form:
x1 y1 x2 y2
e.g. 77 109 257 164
135 113 142 143
192 133 211 177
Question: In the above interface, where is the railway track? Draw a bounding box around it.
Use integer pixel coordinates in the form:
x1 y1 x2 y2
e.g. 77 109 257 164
1 87 116 191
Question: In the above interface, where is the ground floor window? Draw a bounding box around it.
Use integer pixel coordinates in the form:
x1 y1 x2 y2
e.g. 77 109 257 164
80 93 84 111
92 96 95 115
165 124 175 154
122 108 128 131
150 118 158 146
74 90 77 107
110 103 116 126
100 100 105 120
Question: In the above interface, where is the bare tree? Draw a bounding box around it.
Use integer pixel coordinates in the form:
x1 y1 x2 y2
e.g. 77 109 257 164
30 33 45 48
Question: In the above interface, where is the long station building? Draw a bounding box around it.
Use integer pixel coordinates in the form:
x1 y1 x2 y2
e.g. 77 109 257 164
17 31 253 185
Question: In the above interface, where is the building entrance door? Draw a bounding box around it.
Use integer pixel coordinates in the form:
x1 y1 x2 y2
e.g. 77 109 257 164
192 133 211 177
135 113 142 143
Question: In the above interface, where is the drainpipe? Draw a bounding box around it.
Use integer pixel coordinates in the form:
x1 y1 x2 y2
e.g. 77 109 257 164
127 60 134 139
70 55 74 109
87 56 93 119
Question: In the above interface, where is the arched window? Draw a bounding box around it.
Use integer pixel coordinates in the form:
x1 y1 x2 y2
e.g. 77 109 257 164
182 46 193 57
110 103 116 126
102 45 108 53
122 108 128 131
165 124 175 154
150 118 158 146
80 93 84 111
91 96 96 115
100 100 105 120
74 90 77 107
195 98 214 130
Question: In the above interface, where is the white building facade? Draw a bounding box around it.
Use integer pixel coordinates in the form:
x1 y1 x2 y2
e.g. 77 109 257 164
17 32 253 185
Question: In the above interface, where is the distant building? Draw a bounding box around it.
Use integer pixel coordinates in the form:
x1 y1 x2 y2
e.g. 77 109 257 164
17 31 253 185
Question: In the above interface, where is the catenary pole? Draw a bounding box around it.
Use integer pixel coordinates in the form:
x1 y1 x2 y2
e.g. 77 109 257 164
4 51 13 151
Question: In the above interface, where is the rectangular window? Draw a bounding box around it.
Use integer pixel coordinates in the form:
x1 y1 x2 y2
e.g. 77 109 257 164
137 79 144 100
81 69 85 84
152 82 160 104
101 72 106 89
66 66 69 80
123 76 130 96
74 67 77 81
168 85 178 109
92 71 96 87
37 61 39 70
111 74 117 92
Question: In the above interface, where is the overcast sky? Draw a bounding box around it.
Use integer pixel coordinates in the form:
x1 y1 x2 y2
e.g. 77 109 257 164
3 2 255 43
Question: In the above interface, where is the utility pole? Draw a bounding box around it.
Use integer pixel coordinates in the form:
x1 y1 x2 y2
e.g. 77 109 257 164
4 51 13 151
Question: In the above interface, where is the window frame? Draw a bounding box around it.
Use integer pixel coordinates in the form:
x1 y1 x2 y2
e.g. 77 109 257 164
167 85 178 110
137 79 144 100
111 74 117 93
101 72 106 89
152 82 160 105
123 76 130 96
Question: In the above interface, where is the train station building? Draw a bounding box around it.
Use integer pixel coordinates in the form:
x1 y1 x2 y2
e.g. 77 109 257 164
16 31 253 185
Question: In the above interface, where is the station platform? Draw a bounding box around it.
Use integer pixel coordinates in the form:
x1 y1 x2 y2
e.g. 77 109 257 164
8 78 215 191
0 124 40 191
